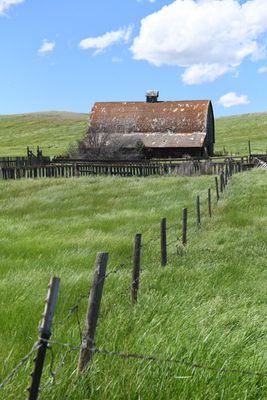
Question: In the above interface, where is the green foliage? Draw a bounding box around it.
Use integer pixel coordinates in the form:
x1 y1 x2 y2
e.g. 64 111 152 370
0 112 87 157
0 171 266 399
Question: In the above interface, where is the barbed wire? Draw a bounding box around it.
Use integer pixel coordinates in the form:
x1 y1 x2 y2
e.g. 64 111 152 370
34 338 267 379
0 342 40 390
43 344 79 389
93 347 267 378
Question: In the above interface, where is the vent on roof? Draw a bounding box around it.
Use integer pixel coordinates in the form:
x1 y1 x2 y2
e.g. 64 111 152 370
145 90 159 103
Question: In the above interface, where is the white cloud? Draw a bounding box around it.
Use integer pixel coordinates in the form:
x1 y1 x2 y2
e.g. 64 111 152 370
137 0 156 3
181 64 231 85
79 25 133 55
0 0 24 15
218 92 250 108
131 0 267 84
38 39 55 56
257 66 267 73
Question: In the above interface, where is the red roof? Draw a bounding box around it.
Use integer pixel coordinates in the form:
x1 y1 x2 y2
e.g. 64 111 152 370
88 100 212 148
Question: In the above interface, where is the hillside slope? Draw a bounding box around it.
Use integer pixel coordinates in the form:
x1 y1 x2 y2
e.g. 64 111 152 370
0 170 266 399
0 111 88 157
0 110 267 157
215 112 267 155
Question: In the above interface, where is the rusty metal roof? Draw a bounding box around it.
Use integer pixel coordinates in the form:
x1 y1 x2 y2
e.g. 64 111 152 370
88 100 211 148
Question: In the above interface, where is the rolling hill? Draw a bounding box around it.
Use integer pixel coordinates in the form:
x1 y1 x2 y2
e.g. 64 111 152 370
0 110 266 157
0 111 87 157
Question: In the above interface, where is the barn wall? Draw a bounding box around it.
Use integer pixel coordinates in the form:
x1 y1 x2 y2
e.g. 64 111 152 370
146 147 202 159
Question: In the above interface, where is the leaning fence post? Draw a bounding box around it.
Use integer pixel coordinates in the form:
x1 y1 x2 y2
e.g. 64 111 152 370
215 177 219 201
160 218 167 267
208 188 212 218
78 252 108 373
196 195 201 227
182 208 187 245
131 233 142 304
28 277 60 400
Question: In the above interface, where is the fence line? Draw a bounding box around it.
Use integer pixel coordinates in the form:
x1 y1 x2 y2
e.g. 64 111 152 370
25 338 267 379
0 158 252 180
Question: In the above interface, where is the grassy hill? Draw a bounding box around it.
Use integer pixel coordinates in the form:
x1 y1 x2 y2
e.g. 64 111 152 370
0 110 267 157
0 111 88 157
0 170 266 399
215 112 267 155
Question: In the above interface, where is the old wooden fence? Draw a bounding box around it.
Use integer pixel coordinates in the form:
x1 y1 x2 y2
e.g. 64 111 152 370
0 159 252 180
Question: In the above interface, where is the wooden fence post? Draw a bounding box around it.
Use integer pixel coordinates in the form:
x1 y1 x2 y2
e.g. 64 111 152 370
160 218 167 267
78 252 108 373
182 208 187 245
131 233 142 304
196 195 201 227
220 172 224 193
215 177 219 201
248 140 251 162
208 188 212 218
225 168 228 186
28 277 60 400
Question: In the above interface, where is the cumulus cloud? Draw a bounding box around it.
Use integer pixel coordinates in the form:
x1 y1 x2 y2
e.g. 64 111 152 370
38 39 55 56
131 0 267 84
0 0 24 15
79 25 133 55
257 66 267 73
181 64 232 85
218 92 250 108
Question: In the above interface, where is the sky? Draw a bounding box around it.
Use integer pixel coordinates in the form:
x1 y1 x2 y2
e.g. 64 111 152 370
1 0 267 117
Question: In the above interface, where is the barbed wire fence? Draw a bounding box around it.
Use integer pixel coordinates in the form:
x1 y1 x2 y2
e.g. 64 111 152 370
1 166 252 398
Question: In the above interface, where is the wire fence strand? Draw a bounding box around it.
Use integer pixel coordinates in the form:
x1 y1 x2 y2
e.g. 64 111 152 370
0 343 40 390
93 346 267 378
31 338 267 379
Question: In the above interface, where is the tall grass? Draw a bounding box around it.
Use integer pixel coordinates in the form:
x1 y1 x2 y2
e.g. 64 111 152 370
0 170 266 399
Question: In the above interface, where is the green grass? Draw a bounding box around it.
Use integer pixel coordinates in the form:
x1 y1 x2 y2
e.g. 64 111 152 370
215 112 267 155
0 110 267 157
0 111 87 157
0 170 266 399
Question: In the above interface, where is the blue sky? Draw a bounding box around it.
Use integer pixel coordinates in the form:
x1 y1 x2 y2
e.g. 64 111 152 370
0 0 267 117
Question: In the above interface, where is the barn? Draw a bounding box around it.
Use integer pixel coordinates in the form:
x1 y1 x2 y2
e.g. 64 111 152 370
81 91 215 159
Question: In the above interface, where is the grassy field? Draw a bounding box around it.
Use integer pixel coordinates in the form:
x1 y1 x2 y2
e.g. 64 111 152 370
0 112 87 157
0 170 266 399
215 112 267 155
0 110 267 157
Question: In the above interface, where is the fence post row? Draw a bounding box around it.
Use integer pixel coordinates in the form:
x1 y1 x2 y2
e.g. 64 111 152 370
0 156 255 180
78 252 109 373
160 218 167 267
131 233 142 305
28 277 60 400
182 208 187 245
